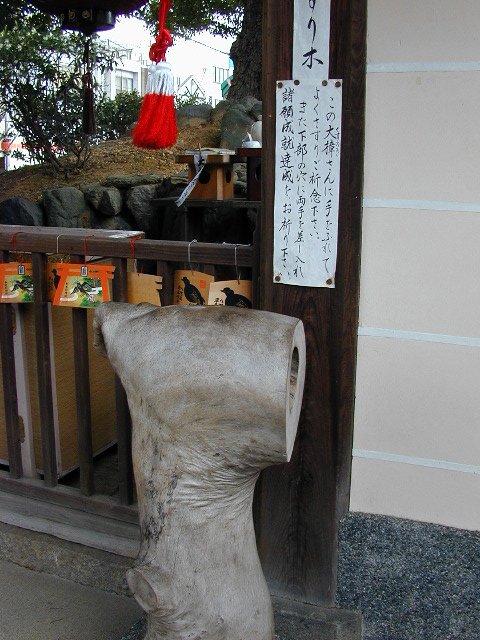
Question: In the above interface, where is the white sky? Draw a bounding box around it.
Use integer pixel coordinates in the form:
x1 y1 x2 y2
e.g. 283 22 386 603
99 16 234 82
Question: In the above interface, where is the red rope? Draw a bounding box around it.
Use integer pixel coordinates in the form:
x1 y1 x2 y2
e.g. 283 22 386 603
149 0 173 63
10 231 22 253
83 235 95 264
129 236 142 260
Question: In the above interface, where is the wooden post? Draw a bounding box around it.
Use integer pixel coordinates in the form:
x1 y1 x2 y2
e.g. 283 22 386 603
255 0 367 604
0 252 23 478
111 257 134 505
70 256 95 496
32 252 58 486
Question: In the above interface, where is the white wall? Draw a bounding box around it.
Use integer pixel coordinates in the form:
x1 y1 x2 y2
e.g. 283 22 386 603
100 19 234 106
350 0 480 531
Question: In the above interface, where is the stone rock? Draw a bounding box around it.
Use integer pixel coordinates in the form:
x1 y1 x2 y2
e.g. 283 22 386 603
234 162 247 184
43 187 93 228
126 184 161 237
103 174 165 189
81 183 123 216
162 172 188 198
249 101 263 121
220 103 255 150
79 182 104 210
176 103 213 127
240 95 262 118
233 163 247 199
99 187 123 217
94 215 133 231
0 197 44 226
211 100 232 126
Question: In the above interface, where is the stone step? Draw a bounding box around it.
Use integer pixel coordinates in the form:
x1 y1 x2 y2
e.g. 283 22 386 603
0 518 362 639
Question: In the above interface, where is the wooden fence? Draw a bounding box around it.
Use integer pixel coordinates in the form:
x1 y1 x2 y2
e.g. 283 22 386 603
0 224 255 522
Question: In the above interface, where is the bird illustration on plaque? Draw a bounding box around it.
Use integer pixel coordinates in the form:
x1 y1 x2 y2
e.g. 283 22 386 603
0 263 34 303
207 280 253 308
174 270 214 306
51 263 115 308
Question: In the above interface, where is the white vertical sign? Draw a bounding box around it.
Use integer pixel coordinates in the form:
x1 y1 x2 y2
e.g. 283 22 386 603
273 79 342 288
293 0 331 79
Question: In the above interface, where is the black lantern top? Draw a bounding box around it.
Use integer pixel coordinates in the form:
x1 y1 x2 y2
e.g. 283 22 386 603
30 0 148 34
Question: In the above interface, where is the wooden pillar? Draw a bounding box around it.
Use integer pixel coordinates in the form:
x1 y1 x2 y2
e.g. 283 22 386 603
255 0 367 604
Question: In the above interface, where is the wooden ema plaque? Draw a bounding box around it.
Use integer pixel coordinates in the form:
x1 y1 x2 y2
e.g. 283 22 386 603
176 152 235 200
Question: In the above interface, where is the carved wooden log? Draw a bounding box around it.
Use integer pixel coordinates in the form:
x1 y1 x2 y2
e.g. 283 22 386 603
94 303 306 640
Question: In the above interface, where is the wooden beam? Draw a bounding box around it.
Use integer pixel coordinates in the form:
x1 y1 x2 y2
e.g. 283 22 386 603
0 252 23 478
255 0 367 605
0 231 254 268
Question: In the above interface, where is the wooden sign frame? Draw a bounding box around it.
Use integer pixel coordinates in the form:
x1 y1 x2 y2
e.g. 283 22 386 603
254 0 367 605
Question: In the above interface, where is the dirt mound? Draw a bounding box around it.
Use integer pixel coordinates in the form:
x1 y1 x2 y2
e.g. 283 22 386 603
0 121 220 204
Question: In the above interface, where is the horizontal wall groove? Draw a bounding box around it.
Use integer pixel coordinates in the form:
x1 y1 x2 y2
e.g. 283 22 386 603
363 198 480 213
367 61 480 73
358 327 480 348
352 449 480 475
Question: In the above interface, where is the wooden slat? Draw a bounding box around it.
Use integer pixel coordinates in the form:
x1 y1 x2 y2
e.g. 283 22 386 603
0 251 23 478
32 252 57 486
157 260 174 306
111 258 134 505
0 471 138 524
255 0 367 606
71 256 94 496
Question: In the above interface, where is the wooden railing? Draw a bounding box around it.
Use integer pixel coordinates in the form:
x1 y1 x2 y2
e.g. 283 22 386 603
0 225 255 521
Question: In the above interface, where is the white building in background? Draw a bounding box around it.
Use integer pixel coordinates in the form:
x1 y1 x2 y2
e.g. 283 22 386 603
168 35 233 106
1 23 234 172
97 39 149 98
98 18 234 106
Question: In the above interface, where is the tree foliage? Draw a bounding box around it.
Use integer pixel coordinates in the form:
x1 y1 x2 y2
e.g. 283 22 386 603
0 3 116 175
138 0 244 39
95 90 143 141
138 0 262 99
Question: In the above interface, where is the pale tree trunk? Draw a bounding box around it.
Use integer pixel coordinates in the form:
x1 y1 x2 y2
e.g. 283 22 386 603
94 303 306 640
228 0 262 100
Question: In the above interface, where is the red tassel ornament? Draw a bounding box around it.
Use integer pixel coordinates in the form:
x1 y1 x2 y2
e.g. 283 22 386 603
132 0 177 149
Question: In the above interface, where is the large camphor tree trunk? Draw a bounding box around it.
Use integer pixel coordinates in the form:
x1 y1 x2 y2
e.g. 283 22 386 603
228 0 262 100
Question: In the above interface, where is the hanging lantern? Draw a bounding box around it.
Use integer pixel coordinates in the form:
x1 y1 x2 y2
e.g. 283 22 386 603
30 1 149 134
29 1 148 35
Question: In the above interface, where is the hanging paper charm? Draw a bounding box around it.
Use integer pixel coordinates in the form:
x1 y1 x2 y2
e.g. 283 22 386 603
132 0 177 149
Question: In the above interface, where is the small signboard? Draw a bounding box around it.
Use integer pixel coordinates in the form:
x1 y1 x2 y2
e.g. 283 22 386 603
273 79 342 288
293 0 331 79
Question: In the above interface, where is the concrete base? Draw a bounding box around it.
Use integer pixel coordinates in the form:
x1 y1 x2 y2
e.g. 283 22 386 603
0 559 142 640
272 596 362 640
0 521 362 640
120 598 362 640
0 521 133 596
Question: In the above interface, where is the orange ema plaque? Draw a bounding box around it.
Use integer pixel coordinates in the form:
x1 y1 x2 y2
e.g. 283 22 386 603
52 263 115 308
